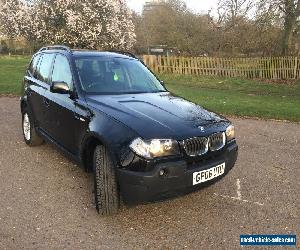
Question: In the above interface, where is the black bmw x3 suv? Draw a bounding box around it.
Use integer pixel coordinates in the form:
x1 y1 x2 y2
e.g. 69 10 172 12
21 45 238 215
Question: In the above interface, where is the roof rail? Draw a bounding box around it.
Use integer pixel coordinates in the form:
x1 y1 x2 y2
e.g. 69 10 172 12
39 45 72 53
108 50 138 59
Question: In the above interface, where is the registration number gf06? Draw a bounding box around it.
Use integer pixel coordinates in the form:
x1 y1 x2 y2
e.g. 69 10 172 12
193 163 226 185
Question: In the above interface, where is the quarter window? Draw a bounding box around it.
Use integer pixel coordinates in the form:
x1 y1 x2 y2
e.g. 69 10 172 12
28 54 41 76
52 54 73 89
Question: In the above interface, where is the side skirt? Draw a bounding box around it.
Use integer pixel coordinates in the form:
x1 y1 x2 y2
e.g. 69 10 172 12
37 128 84 169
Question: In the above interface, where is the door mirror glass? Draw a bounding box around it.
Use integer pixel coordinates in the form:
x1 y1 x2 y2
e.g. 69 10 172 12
51 81 70 94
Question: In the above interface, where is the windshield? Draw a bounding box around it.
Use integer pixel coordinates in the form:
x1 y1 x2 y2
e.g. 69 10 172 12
75 57 166 94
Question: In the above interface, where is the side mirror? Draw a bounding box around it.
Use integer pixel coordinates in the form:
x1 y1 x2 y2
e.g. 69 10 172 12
51 81 70 94
160 80 165 86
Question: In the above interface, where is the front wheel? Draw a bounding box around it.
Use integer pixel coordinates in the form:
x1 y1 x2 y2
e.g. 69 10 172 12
93 145 120 215
22 111 44 146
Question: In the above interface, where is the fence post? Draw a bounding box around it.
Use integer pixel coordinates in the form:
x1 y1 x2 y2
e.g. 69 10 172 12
294 57 298 79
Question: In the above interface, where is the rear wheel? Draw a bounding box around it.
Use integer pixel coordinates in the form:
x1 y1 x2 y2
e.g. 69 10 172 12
22 111 43 146
93 145 120 215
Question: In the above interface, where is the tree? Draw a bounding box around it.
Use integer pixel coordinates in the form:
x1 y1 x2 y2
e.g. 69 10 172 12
215 0 254 26
133 0 292 56
135 0 212 55
259 0 300 55
0 0 29 38
0 0 136 50
280 0 300 54
254 4 282 55
208 0 255 55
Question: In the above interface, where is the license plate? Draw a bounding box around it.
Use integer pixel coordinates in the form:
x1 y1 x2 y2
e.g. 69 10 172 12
193 163 225 185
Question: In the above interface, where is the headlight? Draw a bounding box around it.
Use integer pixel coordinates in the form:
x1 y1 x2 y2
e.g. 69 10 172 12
226 125 235 142
129 138 180 159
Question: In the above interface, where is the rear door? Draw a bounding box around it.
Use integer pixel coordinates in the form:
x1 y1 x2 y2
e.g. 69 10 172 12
25 53 55 130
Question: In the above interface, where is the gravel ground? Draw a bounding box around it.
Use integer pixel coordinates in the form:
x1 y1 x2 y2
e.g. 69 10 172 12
0 97 299 249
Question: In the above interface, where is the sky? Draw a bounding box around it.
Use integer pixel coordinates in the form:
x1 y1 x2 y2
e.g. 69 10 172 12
126 0 219 14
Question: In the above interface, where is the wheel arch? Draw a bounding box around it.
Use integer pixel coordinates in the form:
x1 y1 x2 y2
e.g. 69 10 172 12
80 133 110 173
20 97 28 114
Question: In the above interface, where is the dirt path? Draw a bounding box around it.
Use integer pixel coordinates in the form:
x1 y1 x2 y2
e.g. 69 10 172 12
0 97 299 249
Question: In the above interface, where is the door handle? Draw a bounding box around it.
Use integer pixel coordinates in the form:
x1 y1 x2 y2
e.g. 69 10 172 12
74 114 86 122
27 88 32 96
43 97 50 107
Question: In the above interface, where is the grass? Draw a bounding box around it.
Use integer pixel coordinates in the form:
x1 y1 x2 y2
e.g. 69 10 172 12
159 74 300 122
0 56 30 95
0 55 299 121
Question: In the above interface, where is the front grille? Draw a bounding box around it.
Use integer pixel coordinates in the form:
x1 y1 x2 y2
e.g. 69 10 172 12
209 132 226 151
183 132 226 156
183 137 208 156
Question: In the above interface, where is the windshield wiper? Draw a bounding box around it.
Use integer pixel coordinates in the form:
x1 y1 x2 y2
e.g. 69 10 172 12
152 90 167 93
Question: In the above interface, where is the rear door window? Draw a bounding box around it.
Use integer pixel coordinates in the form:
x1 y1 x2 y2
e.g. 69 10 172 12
36 53 55 83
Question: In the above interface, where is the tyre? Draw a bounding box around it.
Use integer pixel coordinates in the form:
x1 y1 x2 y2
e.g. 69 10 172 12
93 145 120 215
22 111 44 146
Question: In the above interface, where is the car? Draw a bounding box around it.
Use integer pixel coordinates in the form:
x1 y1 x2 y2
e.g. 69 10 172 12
20 45 238 215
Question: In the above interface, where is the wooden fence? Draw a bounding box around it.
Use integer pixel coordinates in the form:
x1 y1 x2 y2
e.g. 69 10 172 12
142 55 300 79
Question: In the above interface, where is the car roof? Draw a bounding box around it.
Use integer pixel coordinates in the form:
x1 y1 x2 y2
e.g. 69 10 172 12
36 48 137 60
71 50 135 59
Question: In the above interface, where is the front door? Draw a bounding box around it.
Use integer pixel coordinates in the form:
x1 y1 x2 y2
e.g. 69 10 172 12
44 54 88 155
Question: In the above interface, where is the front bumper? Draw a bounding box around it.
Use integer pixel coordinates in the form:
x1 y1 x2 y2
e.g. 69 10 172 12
117 142 238 204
